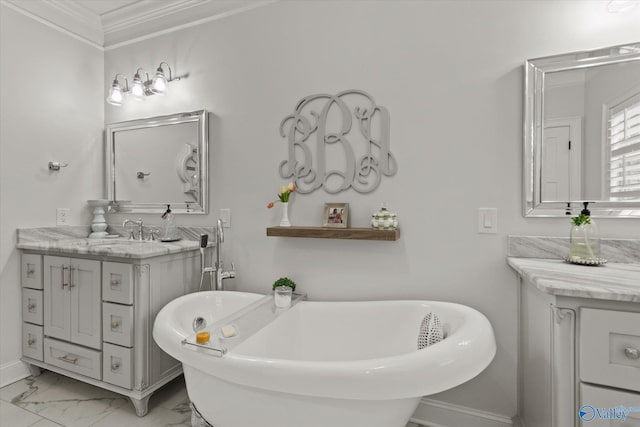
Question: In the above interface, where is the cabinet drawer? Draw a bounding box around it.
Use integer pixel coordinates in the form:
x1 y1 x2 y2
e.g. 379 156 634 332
103 302 133 347
103 343 133 389
21 254 42 289
580 383 640 426
22 289 43 325
44 337 101 380
102 262 133 305
22 323 43 361
580 308 640 392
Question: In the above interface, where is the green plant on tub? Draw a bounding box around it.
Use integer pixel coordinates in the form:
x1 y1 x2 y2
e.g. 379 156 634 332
272 277 296 292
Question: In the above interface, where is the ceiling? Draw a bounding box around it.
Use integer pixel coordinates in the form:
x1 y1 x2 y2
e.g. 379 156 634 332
4 0 272 48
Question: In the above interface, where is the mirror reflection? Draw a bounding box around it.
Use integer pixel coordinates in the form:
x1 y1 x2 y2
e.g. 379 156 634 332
524 42 640 217
106 110 209 214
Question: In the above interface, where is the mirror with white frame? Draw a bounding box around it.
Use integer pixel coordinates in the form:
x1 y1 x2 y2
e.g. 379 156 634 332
105 110 209 214
524 42 640 217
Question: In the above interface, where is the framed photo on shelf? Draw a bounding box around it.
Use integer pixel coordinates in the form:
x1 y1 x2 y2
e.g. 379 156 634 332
323 203 349 228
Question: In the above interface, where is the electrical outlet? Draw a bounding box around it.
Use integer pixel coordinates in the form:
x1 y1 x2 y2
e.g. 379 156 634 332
56 208 70 226
220 208 231 227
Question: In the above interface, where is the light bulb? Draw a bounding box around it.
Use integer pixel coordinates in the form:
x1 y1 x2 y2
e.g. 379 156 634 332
131 73 145 100
151 69 167 95
106 82 123 106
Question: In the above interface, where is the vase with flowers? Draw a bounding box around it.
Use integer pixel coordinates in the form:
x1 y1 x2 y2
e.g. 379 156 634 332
267 182 296 226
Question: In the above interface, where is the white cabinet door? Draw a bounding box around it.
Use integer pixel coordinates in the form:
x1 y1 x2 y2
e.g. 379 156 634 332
44 256 71 342
70 259 101 349
44 256 101 349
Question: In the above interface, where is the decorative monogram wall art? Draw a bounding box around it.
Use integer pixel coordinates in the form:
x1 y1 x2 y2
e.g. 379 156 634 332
278 90 397 194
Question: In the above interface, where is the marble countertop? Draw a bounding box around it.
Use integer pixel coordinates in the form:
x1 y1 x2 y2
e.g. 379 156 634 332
507 257 640 303
17 227 203 259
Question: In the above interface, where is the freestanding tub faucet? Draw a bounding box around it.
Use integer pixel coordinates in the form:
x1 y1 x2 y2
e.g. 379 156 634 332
214 218 235 290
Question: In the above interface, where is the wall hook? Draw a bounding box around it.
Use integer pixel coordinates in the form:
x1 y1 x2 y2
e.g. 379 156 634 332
136 171 151 179
48 161 69 171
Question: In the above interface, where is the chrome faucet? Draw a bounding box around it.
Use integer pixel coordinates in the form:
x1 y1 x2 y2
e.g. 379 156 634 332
214 218 235 290
123 218 144 240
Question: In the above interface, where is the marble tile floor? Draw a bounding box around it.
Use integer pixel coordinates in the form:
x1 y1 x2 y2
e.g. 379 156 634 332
1 371 424 427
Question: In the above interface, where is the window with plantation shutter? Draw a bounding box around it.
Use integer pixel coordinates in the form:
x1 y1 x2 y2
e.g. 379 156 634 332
608 92 640 201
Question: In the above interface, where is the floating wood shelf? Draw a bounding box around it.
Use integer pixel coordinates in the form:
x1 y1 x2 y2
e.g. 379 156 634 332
266 226 400 241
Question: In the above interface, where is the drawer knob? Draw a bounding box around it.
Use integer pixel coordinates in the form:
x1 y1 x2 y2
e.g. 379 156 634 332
111 322 121 329
111 280 121 286
27 338 36 346
624 347 639 360
111 362 120 371
27 303 36 311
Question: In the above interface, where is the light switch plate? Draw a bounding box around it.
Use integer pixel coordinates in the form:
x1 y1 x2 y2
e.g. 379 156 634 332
478 208 497 234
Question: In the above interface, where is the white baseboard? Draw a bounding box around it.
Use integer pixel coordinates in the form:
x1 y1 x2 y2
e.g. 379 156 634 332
411 397 514 427
0 360 30 388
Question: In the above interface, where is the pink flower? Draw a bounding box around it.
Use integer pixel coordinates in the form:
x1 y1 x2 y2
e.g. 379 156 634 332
267 202 275 209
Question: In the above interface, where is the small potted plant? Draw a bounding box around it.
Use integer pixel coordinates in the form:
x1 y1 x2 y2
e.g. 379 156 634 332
272 277 296 292
272 277 296 308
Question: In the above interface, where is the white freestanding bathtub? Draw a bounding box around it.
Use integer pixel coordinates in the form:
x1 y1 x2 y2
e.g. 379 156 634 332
153 291 496 427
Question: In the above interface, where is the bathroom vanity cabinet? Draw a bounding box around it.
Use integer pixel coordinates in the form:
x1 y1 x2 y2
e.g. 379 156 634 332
19 241 200 416
509 258 640 427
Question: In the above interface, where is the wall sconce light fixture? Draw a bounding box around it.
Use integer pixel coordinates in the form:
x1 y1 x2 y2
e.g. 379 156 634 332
106 74 128 106
106 62 180 106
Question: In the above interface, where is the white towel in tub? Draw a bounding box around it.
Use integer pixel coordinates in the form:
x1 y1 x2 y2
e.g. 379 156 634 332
418 312 443 349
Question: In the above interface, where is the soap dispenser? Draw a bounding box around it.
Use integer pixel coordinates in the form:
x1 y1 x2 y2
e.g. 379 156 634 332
160 204 178 241
569 202 600 261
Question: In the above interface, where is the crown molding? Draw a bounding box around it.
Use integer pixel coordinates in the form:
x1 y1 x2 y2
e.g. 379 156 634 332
103 0 270 47
2 0 274 48
101 0 202 34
